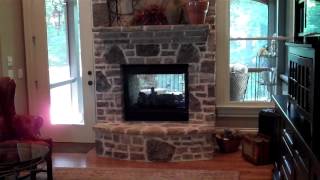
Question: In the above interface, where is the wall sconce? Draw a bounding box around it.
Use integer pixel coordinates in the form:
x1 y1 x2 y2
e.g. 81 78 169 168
49 0 65 30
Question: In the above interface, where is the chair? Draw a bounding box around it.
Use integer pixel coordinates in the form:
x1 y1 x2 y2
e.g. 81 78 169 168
0 77 53 180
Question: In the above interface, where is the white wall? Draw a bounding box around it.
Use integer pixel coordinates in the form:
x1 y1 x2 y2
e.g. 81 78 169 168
0 0 28 114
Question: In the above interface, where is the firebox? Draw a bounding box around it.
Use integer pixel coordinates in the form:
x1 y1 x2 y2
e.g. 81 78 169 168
122 64 189 121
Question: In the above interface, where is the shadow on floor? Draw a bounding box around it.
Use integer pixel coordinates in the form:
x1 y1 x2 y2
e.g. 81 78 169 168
53 142 95 153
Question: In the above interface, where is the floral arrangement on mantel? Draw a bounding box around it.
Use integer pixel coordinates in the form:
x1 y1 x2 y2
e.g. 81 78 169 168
132 5 169 25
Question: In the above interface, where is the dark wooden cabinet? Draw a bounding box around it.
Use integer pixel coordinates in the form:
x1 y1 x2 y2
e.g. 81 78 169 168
272 42 320 180
273 95 320 180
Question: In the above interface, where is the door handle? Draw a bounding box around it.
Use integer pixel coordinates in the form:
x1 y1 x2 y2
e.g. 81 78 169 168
88 80 93 86
88 71 92 75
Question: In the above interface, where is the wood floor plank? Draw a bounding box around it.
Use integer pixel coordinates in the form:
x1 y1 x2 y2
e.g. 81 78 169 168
53 149 273 180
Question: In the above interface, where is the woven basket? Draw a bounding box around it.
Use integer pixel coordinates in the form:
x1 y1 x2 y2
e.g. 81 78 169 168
230 72 249 101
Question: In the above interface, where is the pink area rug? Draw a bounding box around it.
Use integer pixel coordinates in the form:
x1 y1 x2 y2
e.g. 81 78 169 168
52 167 239 180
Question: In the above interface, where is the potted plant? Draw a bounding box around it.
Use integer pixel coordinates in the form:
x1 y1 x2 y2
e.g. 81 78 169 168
216 129 242 153
185 0 209 24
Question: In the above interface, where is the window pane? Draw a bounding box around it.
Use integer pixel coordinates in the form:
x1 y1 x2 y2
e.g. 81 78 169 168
50 84 83 124
230 0 268 38
230 40 268 66
45 0 70 84
229 0 272 102
45 0 83 124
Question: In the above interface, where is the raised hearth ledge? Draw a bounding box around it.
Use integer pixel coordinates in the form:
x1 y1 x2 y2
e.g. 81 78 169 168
93 122 215 136
93 122 216 162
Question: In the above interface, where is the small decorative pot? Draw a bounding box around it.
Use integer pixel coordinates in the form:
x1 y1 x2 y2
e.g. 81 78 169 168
216 134 241 153
185 0 209 24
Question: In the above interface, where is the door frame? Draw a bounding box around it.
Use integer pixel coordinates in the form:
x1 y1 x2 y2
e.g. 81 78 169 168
23 0 95 143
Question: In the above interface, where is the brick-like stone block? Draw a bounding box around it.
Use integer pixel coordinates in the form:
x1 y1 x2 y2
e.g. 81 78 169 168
97 109 104 116
104 150 112 156
204 107 215 112
127 57 145 64
129 145 144 152
121 135 131 144
97 102 108 107
121 44 135 49
147 139 175 162
92 3 109 27
104 45 126 64
181 136 192 141
161 44 169 49
205 114 215 121
189 85 205 92
116 144 128 151
194 154 202 159
189 94 201 112
145 58 161 64
182 154 193 160
171 43 179 49
96 71 111 92
104 133 113 140
101 32 128 40
113 152 128 159
186 29 209 37
208 85 215 97
176 147 188 154
113 134 120 142
177 44 200 63
195 93 206 98
96 140 103 155
125 51 135 56
161 51 175 56
203 146 214 152
132 137 144 145
201 61 215 73
136 45 160 56
104 142 115 148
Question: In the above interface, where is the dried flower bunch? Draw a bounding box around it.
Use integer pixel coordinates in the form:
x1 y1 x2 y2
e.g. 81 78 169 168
133 5 168 25
216 129 242 140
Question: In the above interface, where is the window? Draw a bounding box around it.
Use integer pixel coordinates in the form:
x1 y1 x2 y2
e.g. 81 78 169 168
229 0 276 102
45 0 83 124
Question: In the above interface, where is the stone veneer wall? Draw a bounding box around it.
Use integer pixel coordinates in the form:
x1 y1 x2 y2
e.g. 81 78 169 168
92 1 216 123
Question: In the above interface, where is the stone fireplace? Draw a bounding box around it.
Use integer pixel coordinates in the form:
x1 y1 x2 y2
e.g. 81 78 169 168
93 25 215 122
91 0 216 162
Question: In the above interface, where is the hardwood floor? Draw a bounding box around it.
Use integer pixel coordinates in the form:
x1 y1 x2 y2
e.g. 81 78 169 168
53 149 273 180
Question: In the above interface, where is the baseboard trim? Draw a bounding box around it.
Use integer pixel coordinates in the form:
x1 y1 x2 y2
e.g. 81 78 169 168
215 127 258 134
216 105 275 118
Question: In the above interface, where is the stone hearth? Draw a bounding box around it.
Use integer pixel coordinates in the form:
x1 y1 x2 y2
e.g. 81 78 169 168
93 122 215 162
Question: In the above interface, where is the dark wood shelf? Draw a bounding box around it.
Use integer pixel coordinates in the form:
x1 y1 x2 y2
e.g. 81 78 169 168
272 95 320 179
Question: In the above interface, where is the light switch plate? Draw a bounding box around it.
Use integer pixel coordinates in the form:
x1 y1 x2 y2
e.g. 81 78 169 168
8 69 15 78
7 56 13 67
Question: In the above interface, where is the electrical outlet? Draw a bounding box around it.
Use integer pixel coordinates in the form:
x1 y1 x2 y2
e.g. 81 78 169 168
18 68 24 79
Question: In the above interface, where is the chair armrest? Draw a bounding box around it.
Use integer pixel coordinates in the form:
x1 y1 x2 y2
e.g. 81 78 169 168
12 115 43 140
